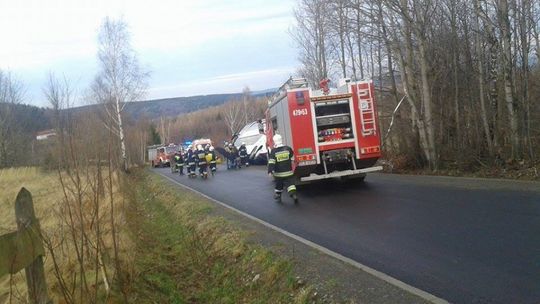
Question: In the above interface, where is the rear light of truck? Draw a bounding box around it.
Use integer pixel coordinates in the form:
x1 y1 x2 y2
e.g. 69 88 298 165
296 154 315 161
360 146 381 154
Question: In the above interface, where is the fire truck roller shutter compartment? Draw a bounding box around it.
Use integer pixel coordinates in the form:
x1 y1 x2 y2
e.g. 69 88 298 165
314 99 354 144
287 89 317 178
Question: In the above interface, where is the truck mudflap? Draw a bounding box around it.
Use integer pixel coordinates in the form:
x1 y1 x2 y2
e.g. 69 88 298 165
299 165 383 182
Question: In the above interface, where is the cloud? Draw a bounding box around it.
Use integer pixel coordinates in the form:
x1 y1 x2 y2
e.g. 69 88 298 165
0 0 298 106
147 67 294 98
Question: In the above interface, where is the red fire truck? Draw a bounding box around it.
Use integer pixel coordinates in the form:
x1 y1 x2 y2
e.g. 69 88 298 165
152 143 179 167
265 77 382 183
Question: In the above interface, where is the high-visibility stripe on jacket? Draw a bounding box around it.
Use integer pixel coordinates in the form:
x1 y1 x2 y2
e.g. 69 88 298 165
174 154 184 165
274 170 294 177
197 150 207 165
287 185 297 193
209 155 217 164
239 145 248 157
268 145 294 177
187 150 197 166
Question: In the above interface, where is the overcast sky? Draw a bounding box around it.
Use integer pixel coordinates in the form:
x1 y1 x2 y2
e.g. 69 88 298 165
0 0 299 107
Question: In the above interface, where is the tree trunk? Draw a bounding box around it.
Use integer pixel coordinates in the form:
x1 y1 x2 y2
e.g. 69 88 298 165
115 96 128 172
338 1 347 78
346 33 358 80
450 2 461 159
498 0 521 159
474 0 494 156
355 5 365 79
518 0 534 161
418 36 438 169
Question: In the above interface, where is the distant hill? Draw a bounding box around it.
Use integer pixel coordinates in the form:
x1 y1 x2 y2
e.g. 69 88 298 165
70 90 274 120
0 103 51 134
1 89 276 137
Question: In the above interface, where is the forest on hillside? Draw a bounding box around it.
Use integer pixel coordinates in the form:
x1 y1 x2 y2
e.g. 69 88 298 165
291 0 539 175
69 92 269 121
0 69 266 168
153 88 267 146
0 72 51 167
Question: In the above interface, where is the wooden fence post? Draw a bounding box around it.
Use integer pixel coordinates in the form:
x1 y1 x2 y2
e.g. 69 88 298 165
15 188 51 304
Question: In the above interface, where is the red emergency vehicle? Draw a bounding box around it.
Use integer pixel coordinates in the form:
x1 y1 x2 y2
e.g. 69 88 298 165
152 143 179 167
265 77 382 183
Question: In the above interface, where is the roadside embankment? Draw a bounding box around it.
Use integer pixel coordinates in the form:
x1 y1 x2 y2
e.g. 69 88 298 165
124 170 319 303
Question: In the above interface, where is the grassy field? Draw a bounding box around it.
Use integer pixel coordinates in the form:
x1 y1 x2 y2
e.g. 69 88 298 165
0 167 127 303
1 167 321 303
125 170 319 303
0 167 64 303
0 167 62 233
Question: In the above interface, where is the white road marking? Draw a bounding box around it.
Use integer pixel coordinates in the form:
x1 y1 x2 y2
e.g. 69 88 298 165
156 170 450 304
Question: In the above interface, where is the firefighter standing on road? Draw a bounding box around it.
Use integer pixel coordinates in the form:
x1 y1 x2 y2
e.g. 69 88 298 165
187 145 197 178
239 142 249 168
224 142 232 169
228 143 238 169
267 134 298 203
174 150 185 175
207 146 217 175
196 144 209 178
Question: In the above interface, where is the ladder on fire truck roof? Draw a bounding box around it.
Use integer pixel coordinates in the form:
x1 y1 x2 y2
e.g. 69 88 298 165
270 77 309 105
356 83 377 136
285 77 308 89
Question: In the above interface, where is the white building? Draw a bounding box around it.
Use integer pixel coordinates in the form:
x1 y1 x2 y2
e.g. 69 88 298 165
36 129 57 141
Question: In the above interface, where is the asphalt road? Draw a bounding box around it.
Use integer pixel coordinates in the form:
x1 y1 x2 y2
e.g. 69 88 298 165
154 166 540 304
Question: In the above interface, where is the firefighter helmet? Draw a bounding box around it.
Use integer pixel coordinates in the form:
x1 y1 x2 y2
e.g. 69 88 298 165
273 134 283 147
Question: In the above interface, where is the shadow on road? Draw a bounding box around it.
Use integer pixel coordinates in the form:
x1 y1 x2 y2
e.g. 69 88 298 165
297 178 375 201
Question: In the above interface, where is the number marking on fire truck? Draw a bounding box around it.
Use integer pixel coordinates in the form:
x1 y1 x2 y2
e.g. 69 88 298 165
292 109 308 116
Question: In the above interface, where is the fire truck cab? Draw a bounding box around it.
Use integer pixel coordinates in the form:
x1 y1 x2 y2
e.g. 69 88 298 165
265 77 382 183
152 143 179 167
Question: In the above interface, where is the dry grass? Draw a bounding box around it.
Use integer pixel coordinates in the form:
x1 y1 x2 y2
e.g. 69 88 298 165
0 167 62 233
0 167 63 303
0 167 130 303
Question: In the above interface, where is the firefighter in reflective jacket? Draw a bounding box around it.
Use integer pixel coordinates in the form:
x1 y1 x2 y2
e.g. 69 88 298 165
267 134 298 203
207 146 217 175
238 142 249 167
187 146 197 178
224 142 232 169
196 144 209 179
228 143 238 169
174 150 184 175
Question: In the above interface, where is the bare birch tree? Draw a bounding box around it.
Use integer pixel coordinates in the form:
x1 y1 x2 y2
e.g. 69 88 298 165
92 17 149 172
